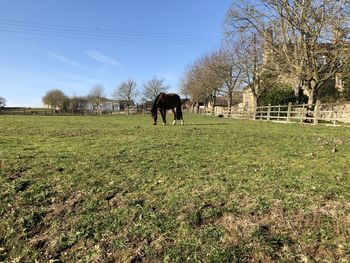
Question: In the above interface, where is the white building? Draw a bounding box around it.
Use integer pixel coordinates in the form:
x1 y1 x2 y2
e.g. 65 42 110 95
85 99 122 112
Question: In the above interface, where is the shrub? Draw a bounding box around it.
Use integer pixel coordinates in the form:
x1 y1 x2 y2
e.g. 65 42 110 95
317 79 340 103
258 83 296 106
341 75 350 101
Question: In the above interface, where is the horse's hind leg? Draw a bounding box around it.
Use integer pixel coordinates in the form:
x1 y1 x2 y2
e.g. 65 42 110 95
172 109 176 125
176 105 184 125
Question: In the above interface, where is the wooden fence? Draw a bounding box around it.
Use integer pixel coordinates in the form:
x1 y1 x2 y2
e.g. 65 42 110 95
0 107 146 116
205 101 350 125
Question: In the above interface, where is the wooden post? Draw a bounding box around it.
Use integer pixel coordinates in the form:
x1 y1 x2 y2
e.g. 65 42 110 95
301 104 305 123
267 103 271 121
287 102 292 122
332 105 337 126
313 100 320 125
277 105 281 121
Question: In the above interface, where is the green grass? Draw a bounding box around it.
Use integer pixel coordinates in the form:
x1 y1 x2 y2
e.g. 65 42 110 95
1 114 350 262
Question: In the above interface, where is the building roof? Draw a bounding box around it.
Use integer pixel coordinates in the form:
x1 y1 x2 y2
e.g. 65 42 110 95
214 92 243 106
214 97 228 107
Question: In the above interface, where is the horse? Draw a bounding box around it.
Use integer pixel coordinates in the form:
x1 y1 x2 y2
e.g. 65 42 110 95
151 93 184 125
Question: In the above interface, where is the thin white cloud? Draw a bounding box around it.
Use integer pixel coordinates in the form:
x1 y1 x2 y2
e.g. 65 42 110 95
85 50 123 67
45 51 84 68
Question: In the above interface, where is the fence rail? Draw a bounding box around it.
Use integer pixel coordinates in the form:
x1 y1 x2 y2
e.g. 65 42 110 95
205 101 350 125
3 102 350 125
0 107 147 116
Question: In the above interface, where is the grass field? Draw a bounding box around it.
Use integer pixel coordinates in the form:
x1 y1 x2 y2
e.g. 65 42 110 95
1 114 350 262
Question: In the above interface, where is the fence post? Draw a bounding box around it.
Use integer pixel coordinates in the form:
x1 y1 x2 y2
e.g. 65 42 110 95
267 103 271 121
301 104 305 123
332 105 337 126
313 100 320 125
287 102 292 122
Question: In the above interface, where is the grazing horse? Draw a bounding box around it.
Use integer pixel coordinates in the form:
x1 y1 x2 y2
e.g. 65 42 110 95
151 93 184 125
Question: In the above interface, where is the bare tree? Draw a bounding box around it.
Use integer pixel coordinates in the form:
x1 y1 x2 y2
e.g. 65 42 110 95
87 84 106 114
42 89 68 111
69 96 87 113
113 79 138 114
142 78 170 101
181 47 244 114
234 33 266 108
181 55 222 113
226 0 350 105
205 47 243 111
0 96 6 107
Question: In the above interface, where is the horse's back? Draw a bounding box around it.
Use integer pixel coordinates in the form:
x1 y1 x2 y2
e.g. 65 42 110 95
163 93 181 108
165 93 180 101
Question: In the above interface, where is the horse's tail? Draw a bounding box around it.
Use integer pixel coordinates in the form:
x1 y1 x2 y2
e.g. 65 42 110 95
176 104 183 120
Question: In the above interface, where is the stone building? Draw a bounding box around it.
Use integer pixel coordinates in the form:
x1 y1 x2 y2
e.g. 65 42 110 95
242 29 346 107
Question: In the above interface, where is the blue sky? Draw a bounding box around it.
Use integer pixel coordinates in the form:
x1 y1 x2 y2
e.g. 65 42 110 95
0 0 232 107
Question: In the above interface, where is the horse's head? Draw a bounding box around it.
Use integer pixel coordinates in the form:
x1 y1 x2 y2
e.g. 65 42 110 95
151 93 163 125
151 109 157 125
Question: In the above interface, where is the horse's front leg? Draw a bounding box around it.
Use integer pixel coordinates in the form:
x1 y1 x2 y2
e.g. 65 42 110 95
172 109 176 125
160 109 166 125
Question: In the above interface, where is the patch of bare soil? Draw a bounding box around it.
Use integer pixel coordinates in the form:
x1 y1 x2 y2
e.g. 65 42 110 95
216 200 350 261
22 191 87 261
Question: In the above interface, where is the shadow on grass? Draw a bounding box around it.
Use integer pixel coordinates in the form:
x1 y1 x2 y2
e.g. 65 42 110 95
184 123 230 126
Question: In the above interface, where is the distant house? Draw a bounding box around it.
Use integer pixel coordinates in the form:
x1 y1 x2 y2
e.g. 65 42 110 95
207 97 228 110
85 99 119 112
116 100 136 111
207 92 243 112
258 28 346 103
85 99 135 112
140 101 153 111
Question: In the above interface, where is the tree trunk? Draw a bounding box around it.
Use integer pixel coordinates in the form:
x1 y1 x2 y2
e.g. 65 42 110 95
212 95 216 115
228 92 233 117
307 81 318 107
251 94 257 119
294 83 302 104
251 94 257 110
193 101 199 114
307 90 314 106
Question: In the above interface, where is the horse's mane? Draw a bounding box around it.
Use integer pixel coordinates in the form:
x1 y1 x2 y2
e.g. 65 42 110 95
151 93 162 115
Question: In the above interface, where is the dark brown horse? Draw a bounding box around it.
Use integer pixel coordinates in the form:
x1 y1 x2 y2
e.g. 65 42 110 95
151 93 184 125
